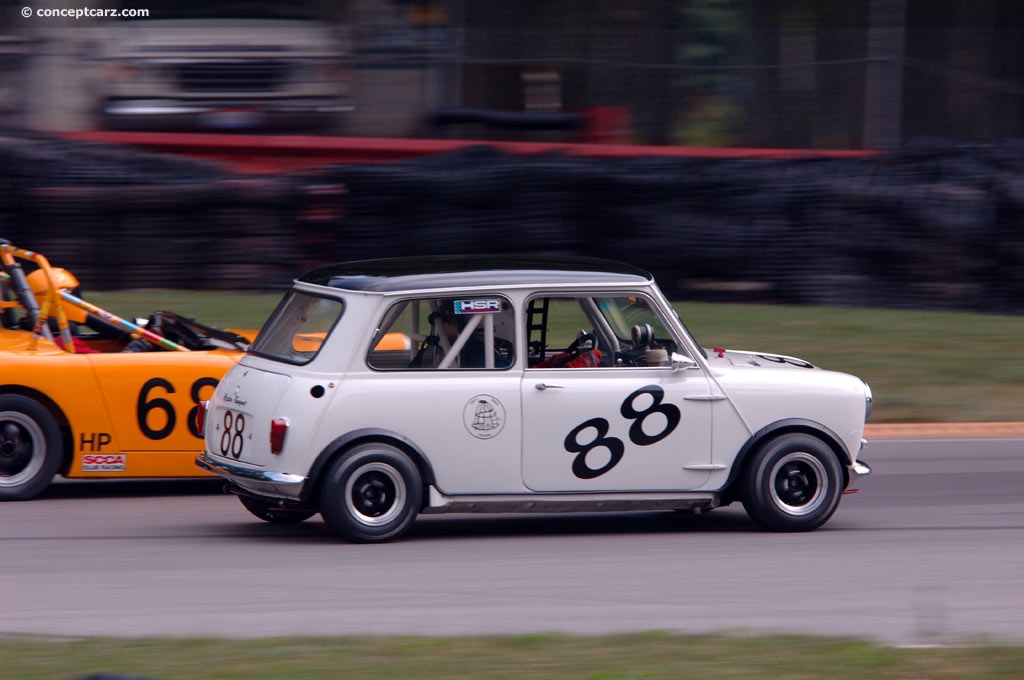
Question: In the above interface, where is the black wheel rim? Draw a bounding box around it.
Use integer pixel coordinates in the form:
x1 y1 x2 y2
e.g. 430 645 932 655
344 462 406 526
0 414 44 485
768 452 828 516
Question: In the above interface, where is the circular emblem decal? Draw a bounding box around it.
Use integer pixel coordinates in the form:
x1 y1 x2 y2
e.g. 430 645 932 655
463 394 506 439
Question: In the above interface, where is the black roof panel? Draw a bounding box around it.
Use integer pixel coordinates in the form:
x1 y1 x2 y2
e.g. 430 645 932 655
299 255 653 293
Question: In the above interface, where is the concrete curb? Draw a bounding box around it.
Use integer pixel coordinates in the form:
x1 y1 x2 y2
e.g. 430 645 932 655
865 422 1024 439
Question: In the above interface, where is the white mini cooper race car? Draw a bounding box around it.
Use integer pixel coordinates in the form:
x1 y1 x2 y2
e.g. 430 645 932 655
197 256 872 542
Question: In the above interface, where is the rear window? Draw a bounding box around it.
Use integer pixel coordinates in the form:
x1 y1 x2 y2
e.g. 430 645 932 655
249 291 343 365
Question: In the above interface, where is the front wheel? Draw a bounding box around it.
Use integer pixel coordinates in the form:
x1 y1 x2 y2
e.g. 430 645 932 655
319 443 422 543
0 395 63 501
238 495 316 524
741 433 843 532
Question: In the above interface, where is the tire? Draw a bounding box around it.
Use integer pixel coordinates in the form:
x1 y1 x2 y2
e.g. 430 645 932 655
741 433 843 532
319 443 422 543
0 395 64 501
238 495 316 524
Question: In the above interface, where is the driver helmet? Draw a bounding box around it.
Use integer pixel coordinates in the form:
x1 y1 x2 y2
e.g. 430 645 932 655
26 267 87 323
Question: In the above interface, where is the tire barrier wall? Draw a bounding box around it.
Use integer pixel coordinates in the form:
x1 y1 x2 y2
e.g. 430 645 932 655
2 126 1022 314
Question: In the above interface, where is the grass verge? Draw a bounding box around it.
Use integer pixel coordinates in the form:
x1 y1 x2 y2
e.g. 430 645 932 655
4 632 1024 680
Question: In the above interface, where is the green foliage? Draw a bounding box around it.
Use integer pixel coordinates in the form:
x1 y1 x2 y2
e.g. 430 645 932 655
678 302 1024 423
88 290 281 332
85 291 1024 423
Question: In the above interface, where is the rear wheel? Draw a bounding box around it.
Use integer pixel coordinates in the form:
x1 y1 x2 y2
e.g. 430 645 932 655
0 395 63 501
741 433 843 532
238 495 316 524
319 443 422 543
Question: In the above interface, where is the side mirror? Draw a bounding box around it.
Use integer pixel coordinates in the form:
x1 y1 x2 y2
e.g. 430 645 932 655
671 352 697 371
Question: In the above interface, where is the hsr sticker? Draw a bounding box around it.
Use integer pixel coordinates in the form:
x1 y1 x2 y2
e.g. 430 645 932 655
454 299 501 314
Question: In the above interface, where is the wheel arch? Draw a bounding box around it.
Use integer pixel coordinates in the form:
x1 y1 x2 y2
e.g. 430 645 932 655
721 418 851 504
0 385 74 475
301 428 436 505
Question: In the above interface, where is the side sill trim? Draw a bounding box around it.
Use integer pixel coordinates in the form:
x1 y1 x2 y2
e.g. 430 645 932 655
424 487 720 514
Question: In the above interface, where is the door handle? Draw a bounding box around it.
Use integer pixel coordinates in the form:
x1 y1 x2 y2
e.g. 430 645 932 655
535 383 565 390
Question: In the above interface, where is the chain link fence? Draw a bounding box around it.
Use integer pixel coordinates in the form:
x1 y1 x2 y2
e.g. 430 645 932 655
1 1 1021 146
350 2 1024 149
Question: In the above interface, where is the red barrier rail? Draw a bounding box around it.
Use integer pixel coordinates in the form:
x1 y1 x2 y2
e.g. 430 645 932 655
59 131 879 174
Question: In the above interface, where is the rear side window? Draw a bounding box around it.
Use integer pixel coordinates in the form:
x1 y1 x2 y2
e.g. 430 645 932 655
249 291 343 365
368 296 515 370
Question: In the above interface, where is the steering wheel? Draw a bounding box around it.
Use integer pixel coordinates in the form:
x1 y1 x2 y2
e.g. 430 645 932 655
565 330 598 361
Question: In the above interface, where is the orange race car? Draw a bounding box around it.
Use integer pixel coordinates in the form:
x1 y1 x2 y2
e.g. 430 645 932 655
0 241 255 500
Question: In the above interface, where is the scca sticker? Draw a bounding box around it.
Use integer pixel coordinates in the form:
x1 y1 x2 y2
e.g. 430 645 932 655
455 299 501 314
82 454 127 472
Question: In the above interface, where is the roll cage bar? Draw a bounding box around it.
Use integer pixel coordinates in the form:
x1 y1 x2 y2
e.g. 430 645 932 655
0 241 191 353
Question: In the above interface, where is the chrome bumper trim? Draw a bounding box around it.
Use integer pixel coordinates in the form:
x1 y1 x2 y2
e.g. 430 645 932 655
196 451 307 497
848 460 872 485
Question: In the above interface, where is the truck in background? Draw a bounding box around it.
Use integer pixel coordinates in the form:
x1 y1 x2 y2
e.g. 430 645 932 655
96 0 353 134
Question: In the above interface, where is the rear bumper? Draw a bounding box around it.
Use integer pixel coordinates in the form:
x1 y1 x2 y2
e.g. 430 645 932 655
196 450 307 499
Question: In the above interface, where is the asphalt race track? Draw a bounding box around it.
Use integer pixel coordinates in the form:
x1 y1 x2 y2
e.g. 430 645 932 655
2 438 1022 646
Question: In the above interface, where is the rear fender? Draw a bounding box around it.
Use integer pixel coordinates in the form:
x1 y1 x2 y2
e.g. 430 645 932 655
303 428 436 504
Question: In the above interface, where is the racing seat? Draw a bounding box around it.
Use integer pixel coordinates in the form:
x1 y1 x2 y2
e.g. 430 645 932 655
408 333 446 368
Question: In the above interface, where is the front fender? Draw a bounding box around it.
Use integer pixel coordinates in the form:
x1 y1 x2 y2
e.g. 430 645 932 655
720 418 852 501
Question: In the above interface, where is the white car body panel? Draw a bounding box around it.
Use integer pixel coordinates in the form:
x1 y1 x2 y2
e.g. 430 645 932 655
521 367 713 492
333 371 524 494
197 256 872 540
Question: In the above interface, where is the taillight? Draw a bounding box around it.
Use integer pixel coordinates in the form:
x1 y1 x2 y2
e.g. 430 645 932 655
270 418 288 454
196 400 209 435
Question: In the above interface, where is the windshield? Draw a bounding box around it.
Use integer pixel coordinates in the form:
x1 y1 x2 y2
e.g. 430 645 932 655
594 296 673 345
249 291 343 365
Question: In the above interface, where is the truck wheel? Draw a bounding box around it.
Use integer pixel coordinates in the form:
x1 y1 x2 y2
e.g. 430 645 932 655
319 443 422 543
238 495 316 524
741 433 843 532
0 395 63 501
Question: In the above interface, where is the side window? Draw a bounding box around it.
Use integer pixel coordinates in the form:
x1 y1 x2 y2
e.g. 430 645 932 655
526 295 680 369
367 296 515 370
